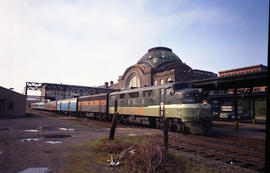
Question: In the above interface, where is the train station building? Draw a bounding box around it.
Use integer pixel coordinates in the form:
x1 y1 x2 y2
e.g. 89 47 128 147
218 64 267 93
105 47 217 90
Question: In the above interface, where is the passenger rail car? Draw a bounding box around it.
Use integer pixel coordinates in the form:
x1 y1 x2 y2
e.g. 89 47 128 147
57 98 77 113
31 102 45 110
44 101 57 111
31 82 212 135
77 93 110 120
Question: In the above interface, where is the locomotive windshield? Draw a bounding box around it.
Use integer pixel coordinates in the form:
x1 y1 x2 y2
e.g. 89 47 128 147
172 82 192 90
176 89 203 103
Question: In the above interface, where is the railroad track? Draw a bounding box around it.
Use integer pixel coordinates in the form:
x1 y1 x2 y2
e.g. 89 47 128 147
192 134 265 151
36 110 265 172
168 135 265 172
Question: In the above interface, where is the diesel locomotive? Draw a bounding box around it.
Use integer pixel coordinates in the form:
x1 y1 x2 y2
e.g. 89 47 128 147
31 82 212 135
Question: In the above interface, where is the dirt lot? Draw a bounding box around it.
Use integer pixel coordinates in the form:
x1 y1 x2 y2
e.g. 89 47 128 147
0 110 161 173
0 110 265 173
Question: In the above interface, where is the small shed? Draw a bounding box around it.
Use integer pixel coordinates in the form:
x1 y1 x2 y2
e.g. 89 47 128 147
0 86 26 116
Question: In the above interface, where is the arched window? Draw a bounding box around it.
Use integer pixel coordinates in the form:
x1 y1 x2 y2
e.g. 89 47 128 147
160 79 164 85
154 80 158 86
167 78 172 83
128 75 141 88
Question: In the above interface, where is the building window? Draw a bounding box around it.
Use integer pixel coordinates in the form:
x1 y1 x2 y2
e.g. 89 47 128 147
154 80 158 86
128 75 141 88
9 101 14 110
160 79 164 85
167 78 172 83
161 51 165 58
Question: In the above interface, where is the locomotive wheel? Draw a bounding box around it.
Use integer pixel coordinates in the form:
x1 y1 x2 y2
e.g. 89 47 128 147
179 122 189 134
183 125 189 134
149 117 156 128
156 118 163 130
119 115 125 124
170 124 178 132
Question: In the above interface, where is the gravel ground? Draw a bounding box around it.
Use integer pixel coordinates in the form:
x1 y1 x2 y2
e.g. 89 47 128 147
0 110 161 173
0 110 265 173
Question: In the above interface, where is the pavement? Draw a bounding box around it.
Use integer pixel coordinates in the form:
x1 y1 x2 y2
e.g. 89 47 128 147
0 111 266 173
0 111 161 173
213 120 266 140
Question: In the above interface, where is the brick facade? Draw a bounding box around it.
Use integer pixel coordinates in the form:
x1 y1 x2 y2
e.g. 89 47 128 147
219 64 267 77
106 47 217 90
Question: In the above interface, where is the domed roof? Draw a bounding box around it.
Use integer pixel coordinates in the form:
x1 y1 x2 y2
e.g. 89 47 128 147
137 47 182 69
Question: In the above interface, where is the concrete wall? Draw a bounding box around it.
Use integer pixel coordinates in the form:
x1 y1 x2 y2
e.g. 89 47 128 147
0 86 26 116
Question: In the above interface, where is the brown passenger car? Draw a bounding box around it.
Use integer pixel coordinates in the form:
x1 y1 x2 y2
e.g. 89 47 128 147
44 101 57 111
77 93 110 119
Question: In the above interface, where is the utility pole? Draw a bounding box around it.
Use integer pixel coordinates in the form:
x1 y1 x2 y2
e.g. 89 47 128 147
234 88 239 131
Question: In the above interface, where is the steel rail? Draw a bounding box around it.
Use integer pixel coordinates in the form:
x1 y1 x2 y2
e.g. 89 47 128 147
170 137 264 159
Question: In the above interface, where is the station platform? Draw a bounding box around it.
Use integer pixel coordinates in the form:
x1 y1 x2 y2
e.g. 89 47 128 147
213 121 266 140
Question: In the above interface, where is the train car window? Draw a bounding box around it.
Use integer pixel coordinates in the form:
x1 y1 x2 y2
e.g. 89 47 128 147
150 90 155 97
110 95 116 100
141 98 144 105
129 92 139 98
149 98 153 104
143 91 147 97
143 90 153 97
120 94 125 99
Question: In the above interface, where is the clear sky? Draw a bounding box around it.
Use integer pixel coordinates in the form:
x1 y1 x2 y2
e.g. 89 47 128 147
0 0 268 94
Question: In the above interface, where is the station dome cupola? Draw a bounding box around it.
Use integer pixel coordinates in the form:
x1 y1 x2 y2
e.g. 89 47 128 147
137 47 182 69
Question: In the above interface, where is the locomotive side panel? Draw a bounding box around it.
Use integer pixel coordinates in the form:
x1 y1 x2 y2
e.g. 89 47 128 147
108 82 212 135
109 88 161 116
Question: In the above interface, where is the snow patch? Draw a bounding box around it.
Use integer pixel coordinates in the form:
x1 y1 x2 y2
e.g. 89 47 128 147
58 128 75 131
21 138 40 142
46 141 62 144
24 130 40 132
18 167 49 173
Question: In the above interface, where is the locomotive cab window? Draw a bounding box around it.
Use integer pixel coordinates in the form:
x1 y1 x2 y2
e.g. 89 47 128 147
181 90 202 103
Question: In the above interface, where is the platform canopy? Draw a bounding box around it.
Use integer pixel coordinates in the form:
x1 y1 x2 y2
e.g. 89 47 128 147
191 71 267 90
